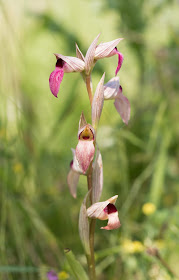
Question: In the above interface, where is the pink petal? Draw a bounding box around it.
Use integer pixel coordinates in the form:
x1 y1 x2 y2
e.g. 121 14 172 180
114 90 130 125
101 210 121 230
104 76 120 100
75 140 95 174
49 67 64 97
114 48 124 76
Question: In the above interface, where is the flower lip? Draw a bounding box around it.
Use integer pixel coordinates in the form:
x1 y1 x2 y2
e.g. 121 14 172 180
78 125 95 141
56 58 65 68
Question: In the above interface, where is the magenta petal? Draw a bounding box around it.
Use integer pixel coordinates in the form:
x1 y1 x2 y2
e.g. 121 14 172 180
47 270 58 280
115 50 124 76
49 67 64 97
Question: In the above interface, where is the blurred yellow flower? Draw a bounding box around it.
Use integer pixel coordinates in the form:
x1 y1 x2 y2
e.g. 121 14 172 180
58 271 69 279
142 202 156 216
122 239 144 254
13 163 23 173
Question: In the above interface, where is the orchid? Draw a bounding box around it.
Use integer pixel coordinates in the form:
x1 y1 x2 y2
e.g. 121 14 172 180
79 34 124 76
87 195 121 230
48 34 129 280
49 34 124 98
104 76 130 125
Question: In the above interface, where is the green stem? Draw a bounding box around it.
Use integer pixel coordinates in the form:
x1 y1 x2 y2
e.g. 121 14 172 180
85 75 93 107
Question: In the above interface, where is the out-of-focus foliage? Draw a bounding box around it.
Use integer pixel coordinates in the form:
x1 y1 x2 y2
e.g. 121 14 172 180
0 0 179 279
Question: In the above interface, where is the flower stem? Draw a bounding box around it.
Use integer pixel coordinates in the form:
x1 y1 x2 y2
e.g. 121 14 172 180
87 163 96 280
86 75 93 107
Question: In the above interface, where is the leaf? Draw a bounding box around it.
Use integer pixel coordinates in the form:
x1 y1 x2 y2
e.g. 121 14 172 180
92 148 103 204
64 249 89 280
92 73 105 128
79 192 90 255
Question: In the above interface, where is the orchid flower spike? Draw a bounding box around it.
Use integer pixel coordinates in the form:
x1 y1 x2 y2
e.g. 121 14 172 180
49 53 85 97
94 37 124 76
104 76 130 125
87 195 121 230
75 123 95 174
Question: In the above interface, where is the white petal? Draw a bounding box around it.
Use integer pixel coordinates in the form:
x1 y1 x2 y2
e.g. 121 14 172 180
76 43 85 61
108 195 118 204
54 54 85 72
104 76 120 100
85 34 100 74
95 38 123 59
78 112 87 131
87 201 109 220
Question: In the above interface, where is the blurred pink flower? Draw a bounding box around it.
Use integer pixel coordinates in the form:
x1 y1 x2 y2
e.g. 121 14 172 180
47 270 58 280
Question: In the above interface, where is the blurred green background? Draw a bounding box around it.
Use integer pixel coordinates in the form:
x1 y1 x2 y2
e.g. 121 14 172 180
0 0 179 279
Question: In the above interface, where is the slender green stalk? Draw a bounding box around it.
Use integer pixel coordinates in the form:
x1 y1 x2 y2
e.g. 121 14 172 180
85 75 93 107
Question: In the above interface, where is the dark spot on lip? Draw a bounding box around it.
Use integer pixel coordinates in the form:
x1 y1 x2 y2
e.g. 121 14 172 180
70 160 73 168
83 136 90 140
104 203 117 214
56 58 65 68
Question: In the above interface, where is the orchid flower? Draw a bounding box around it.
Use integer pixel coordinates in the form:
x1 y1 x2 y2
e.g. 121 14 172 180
83 34 124 76
49 54 85 97
75 124 95 174
87 195 121 230
104 76 130 125
81 35 124 77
